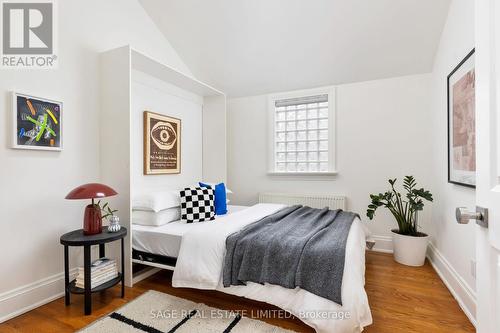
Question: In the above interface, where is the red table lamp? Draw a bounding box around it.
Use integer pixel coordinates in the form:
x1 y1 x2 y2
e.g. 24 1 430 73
65 183 118 235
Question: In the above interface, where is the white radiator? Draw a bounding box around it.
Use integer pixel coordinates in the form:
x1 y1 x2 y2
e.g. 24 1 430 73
258 192 346 210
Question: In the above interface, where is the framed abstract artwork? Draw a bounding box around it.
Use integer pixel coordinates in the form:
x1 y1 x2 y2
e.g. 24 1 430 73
447 49 475 188
12 92 63 151
143 111 181 175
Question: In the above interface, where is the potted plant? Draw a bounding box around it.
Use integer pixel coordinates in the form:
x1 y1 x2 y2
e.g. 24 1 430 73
367 176 433 266
97 200 121 232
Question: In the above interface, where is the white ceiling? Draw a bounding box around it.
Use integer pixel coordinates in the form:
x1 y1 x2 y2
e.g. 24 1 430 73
140 0 450 97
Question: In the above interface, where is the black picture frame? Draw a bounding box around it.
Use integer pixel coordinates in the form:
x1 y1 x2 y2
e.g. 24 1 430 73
447 48 476 188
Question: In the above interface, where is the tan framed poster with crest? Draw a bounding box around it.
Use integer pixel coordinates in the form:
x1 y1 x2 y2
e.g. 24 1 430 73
143 111 181 174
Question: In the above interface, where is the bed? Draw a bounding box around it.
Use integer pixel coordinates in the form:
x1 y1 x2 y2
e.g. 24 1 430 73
133 205 248 258
132 204 372 333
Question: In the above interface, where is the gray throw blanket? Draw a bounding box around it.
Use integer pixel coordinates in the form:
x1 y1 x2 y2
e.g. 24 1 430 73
223 205 358 305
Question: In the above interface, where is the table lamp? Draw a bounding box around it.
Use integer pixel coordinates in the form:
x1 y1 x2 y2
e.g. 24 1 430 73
65 183 118 235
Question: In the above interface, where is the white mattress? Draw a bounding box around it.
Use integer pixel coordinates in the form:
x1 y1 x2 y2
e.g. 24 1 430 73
171 203 372 332
132 205 248 258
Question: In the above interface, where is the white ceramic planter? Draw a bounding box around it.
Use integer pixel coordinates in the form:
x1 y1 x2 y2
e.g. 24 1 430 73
391 229 429 266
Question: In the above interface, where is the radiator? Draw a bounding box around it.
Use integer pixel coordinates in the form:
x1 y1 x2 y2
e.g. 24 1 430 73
258 192 346 210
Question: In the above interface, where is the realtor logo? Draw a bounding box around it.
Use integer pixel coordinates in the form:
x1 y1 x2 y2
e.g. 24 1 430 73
1 0 57 68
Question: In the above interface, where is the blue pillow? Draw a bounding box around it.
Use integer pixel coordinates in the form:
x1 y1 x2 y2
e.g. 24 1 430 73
199 182 228 215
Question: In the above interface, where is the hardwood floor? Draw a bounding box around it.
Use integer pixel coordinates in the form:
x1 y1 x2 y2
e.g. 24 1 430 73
364 252 474 333
0 252 475 333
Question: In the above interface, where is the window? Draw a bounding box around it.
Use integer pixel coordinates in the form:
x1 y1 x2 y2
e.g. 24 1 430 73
268 88 336 175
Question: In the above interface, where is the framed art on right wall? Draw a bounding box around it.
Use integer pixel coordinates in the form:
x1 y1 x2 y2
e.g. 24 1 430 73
448 49 476 188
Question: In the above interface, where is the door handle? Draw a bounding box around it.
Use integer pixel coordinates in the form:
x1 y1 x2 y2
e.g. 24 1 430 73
455 207 488 228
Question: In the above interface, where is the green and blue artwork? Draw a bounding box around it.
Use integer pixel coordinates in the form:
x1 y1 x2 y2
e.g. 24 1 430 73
13 92 62 151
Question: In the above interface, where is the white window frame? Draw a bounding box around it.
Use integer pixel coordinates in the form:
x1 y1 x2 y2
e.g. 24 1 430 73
267 86 337 176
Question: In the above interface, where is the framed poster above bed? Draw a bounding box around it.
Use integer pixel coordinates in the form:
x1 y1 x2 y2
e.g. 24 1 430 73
143 111 181 175
447 49 476 188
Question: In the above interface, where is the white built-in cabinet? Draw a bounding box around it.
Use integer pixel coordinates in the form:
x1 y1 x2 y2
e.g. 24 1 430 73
99 46 226 286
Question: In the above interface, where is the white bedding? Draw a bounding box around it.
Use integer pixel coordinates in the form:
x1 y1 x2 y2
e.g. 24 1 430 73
132 205 248 257
132 207 181 227
172 203 373 333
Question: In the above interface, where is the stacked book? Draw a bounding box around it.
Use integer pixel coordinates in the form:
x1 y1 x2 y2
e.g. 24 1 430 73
75 258 118 289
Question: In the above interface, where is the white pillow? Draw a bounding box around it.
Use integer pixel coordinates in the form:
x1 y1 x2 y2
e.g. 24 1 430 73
132 191 180 212
132 207 181 226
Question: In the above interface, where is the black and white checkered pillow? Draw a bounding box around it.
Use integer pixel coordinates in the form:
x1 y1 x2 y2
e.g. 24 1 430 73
180 187 215 223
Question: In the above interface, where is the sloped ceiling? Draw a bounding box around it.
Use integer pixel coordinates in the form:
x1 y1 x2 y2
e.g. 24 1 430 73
140 0 450 97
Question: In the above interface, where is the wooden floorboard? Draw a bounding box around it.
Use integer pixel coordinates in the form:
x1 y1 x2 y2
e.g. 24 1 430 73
0 252 475 332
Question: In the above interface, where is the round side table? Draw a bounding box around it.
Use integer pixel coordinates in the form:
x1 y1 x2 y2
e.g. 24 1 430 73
60 226 127 315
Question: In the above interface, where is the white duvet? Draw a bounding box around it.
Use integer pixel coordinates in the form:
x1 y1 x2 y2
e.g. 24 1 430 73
172 203 372 332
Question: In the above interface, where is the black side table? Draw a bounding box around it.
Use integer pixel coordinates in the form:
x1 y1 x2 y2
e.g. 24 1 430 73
60 226 127 315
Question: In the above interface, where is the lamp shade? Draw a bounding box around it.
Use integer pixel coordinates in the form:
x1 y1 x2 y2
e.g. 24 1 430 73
65 183 117 200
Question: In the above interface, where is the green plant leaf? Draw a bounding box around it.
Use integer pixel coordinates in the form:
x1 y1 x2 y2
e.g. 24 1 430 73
367 176 432 236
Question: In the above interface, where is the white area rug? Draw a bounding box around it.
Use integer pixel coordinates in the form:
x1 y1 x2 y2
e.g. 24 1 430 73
79 290 295 333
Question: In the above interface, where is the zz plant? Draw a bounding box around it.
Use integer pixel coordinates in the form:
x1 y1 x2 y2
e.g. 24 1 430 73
367 176 433 236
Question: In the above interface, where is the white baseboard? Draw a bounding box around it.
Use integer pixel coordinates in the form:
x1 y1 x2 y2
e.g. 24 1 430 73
0 268 77 323
369 235 393 253
426 242 477 327
369 235 476 327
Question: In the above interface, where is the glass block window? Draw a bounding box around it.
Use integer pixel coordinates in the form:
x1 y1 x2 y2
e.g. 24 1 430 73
273 94 330 173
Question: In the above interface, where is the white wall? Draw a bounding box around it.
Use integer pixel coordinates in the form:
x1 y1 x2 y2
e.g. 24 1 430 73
202 95 227 183
0 0 191 322
227 74 433 247
131 70 203 193
427 0 476 323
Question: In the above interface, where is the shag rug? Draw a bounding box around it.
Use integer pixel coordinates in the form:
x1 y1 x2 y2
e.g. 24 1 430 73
79 290 295 333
